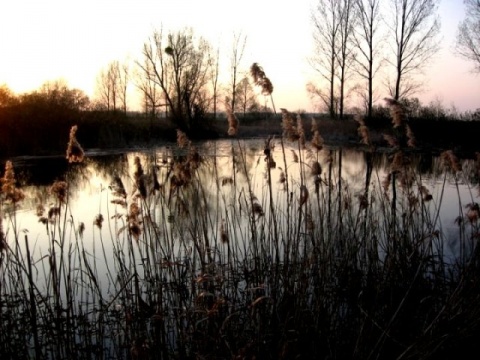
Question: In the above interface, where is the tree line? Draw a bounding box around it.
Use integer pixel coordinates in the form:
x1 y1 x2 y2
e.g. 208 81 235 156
60 0 480 124
308 0 480 120
0 0 479 157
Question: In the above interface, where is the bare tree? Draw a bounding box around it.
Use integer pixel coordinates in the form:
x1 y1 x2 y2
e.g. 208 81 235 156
352 0 383 118
456 0 480 73
0 85 17 107
310 0 356 118
310 0 341 117
118 60 129 114
135 58 164 120
336 0 356 119
235 76 260 117
96 61 123 111
209 46 221 119
228 32 247 114
387 0 440 100
137 27 213 132
96 67 112 110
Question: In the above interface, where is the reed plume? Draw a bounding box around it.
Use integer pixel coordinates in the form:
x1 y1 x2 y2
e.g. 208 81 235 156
134 156 147 199
354 114 370 146
128 202 142 240
109 175 127 199
311 118 324 151
94 214 104 229
1 160 25 204
281 108 300 142
250 63 274 96
176 129 190 149
296 114 306 148
250 62 276 113
299 185 309 208
406 124 416 148
384 98 405 128
50 181 68 204
220 220 229 244
225 104 238 136
66 125 85 163
441 150 462 173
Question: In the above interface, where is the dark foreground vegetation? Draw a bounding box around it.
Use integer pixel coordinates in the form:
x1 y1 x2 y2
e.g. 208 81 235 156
1 98 480 359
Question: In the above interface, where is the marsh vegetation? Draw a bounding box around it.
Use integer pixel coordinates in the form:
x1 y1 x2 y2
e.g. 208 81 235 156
1 101 480 359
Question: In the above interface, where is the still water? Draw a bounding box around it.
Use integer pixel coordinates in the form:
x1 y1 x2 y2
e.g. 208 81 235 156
3 138 480 272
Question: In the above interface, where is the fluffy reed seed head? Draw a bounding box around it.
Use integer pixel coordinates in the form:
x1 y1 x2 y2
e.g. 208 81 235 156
355 114 371 146
127 202 142 240
311 118 324 151
465 203 480 223
50 181 68 204
110 175 127 199
419 185 433 201
384 98 405 128
250 62 274 96
66 125 85 163
299 185 309 208
358 125 370 146
311 161 322 176
94 214 104 229
383 134 399 148
281 108 300 142
176 129 190 149
441 150 462 173
133 157 147 199
78 222 85 238
226 105 239 136
1 160 25 204
250 63 265 84
406 124 416 148
36 204 45 217
220 220 229 244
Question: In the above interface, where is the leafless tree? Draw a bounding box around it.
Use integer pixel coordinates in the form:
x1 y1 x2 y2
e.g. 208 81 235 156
96 66 112 110
352 0 383 118
135 58 164 119
336 0 356 119
137 27 213 132
310 0 356 118
235 76 260 117
310 0 341 118
228 32 247 114
96 61 124 111
455 0 480 73
386 0 440 100
117 60 129 114
208 45 221 119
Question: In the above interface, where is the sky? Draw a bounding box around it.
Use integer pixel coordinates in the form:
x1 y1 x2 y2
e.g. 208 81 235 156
0 0 478 113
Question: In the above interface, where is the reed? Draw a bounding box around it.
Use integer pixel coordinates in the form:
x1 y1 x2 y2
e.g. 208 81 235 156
0 114 479 359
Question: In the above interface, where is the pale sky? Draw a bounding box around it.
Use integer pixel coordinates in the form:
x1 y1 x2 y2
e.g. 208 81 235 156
0 0 478 113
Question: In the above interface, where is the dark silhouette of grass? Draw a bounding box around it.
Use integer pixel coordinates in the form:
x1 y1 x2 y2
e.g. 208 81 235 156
1 102 480 359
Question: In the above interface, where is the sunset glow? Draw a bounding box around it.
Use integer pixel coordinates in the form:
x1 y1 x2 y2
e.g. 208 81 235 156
0 0 478 112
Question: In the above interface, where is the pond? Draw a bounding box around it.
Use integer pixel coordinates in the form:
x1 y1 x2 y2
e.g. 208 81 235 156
1 137 480 358
6 138 479 263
